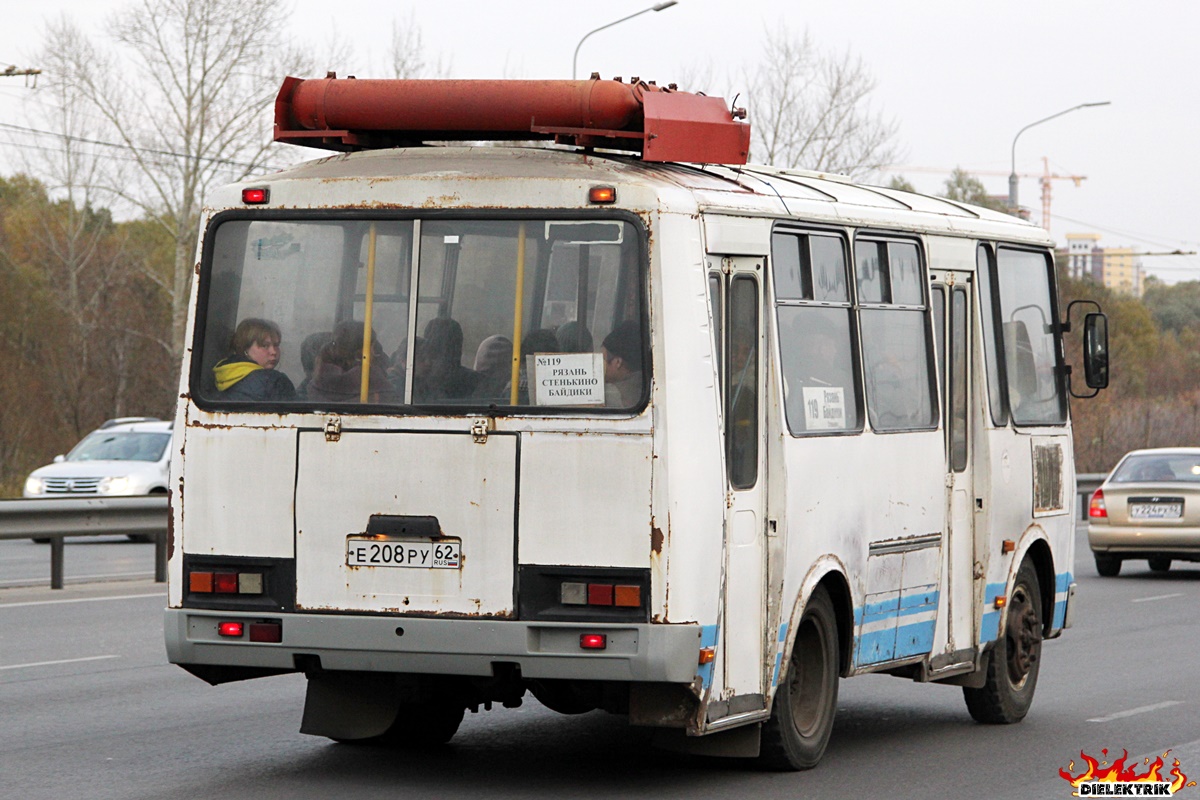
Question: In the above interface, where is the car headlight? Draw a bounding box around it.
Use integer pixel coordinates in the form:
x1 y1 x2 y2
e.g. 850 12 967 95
98 476 135 495
24 476 45 496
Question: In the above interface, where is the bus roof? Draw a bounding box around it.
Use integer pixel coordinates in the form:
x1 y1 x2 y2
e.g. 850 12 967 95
242 145 1051 245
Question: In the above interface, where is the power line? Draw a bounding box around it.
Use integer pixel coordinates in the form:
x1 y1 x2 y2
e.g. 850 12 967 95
0 121 286 172
1049 210 1191 253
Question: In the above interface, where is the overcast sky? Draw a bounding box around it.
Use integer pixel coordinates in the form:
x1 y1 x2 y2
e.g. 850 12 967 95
2 0 1196 282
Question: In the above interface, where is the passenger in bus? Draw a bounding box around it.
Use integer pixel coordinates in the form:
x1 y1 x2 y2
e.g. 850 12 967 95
296 331 334 399
471 335 514 403
555 321 593 353
416 317 480 401
602 321 643 407
308 320 398 404
212 318 297 401
387 337 433 400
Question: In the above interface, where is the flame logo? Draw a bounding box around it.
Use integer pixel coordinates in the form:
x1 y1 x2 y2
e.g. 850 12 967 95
1059 749 1196 795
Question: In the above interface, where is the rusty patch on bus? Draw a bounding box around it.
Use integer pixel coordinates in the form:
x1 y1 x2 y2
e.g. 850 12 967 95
651 519 664 554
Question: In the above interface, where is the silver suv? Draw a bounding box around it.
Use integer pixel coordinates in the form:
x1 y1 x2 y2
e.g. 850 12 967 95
24 418 173 542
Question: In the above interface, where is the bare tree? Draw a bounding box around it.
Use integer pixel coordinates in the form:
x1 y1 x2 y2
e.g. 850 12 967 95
41 0 308 358
745 25 899 179
389 11 449 79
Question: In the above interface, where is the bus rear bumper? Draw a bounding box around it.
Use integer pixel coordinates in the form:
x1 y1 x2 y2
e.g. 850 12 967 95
164 608 703 683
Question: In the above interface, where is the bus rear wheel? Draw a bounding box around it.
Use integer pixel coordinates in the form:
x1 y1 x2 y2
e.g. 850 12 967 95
377 701 465 746
759 586 839 771
963 560 1042 724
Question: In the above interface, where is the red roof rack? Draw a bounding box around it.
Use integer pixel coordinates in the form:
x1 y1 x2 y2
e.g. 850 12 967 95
274 75 751 165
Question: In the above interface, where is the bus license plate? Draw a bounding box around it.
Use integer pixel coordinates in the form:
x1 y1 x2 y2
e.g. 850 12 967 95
1130 502 1183 519
346 538 461 569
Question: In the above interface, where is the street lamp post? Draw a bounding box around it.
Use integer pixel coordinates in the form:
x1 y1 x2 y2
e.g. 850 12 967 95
1009 101 1111 212
572 1 679 80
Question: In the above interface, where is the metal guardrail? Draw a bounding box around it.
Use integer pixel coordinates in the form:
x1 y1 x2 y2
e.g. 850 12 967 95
0 496 168 589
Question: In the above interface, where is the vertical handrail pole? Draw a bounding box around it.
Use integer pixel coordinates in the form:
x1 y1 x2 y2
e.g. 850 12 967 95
360 222 379 402
509 222 529 405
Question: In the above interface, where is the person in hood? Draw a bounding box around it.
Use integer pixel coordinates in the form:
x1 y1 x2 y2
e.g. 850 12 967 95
308 320 398 404
212 318 297 401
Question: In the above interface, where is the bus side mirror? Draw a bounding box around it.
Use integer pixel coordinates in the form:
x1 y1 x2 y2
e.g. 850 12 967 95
1083 312 1109 390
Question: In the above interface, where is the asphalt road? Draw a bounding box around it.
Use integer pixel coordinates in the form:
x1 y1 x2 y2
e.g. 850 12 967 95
3 523 1200 800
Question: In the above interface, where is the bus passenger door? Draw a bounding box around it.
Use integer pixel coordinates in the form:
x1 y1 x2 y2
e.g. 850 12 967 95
711 257 768 711
931 273 976 656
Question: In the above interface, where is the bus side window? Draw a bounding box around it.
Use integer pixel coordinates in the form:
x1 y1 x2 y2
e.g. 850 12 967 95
726 276 758 489
994 247 1066 425
709 272 723 386
856 238 937 432
772 229 860 435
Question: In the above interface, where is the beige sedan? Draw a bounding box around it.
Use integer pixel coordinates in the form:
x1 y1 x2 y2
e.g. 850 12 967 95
1088 447 1200 576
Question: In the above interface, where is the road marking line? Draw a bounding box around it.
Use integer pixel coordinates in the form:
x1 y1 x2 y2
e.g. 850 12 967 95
1133 593 1184 603
0 592 165 609
0 655 120 671
1088 701 1184 723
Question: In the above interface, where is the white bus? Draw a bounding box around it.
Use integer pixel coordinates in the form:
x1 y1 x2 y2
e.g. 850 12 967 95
165 76 1108 769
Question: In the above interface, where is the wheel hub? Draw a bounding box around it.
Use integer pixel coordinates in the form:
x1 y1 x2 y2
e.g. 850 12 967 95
1006 590 1041 683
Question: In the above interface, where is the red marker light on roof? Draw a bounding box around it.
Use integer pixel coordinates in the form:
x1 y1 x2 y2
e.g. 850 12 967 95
580 633 607 650
242 187 269 204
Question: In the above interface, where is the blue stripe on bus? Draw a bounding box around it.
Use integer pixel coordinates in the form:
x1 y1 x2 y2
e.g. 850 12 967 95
698 624 719 689
1052 571 1072 630
979 582 1005 644
853 588 939 666
981 571 1073 644
771 623 789 687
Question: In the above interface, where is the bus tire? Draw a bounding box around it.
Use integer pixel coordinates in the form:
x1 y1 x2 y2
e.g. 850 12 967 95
759 586 839 771
1094 554 1121 577
963 560 1042 724
379 701 465 747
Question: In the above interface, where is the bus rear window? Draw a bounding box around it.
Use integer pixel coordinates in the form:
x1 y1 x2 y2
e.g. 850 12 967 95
194 216 646 412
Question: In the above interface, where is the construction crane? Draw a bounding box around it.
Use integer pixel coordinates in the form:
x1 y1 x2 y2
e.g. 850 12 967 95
887 158 1085 228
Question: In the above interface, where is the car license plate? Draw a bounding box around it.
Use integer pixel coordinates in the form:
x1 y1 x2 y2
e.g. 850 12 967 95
346 538 461 569
1129 502 1183 519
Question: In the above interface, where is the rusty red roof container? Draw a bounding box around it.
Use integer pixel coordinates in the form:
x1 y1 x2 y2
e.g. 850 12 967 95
274 75 750 164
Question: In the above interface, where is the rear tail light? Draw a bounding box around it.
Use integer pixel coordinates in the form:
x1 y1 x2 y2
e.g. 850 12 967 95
1089 489 1107 519
580 633 607 650
561 582 642 608
189 570 265 595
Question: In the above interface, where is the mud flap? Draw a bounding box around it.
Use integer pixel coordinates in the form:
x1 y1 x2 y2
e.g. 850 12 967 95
652 723 762 758
300 672 403 740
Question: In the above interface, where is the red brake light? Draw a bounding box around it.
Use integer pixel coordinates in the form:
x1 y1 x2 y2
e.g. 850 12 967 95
242 187 269 204
214 572 239 593
587 583 614 606
218 621 244 637
1089 488 1107 518
580 633 607 650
